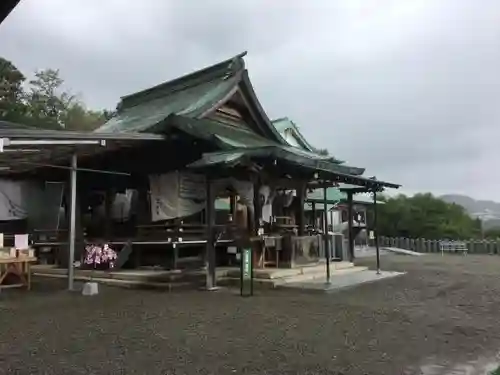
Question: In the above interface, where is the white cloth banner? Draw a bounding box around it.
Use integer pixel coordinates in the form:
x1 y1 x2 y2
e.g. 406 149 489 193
259 185 275 223
0 179 26 220
0 179 59 223
149 172 206 222
111 191 132 221
232 179 253 210
149 173 254 222
94 189 137 222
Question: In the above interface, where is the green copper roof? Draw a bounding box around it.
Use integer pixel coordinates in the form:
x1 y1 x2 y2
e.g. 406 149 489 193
96 66 240 133
271 117 351 168
90 52 399 191
95 52 285 145
188 147 395 190
170 116 366 172
272 117 316 152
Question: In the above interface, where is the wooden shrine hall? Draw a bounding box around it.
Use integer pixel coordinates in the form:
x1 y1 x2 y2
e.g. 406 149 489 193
0 52 400 290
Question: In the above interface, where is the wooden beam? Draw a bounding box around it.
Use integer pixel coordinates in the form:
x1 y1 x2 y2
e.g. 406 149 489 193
297 182 306 236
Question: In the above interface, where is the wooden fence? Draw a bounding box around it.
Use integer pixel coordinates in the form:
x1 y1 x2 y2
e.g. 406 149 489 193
379 237 500 254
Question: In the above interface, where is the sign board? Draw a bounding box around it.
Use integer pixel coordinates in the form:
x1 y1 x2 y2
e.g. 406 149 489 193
242 248 251 279
369 231 375 240
240 247 253 296
14 234 29 250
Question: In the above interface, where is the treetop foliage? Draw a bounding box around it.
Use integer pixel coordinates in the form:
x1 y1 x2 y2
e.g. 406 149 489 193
0 57 111 131
376 193 484 239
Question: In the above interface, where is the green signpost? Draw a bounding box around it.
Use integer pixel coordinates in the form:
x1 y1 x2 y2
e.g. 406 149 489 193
240 247 253 297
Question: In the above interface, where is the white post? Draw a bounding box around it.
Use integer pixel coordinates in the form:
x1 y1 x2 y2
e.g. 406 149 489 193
68 153 77 291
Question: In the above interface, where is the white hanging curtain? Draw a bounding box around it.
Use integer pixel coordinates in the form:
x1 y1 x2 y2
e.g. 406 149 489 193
149 172 207 222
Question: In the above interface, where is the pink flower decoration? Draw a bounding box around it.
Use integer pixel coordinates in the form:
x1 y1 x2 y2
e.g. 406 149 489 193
84 243 117 270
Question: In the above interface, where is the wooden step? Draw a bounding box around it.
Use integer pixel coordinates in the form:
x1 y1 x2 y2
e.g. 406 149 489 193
220 266 368 289
224 261 355 280
33 272 197 291
275 266 368 285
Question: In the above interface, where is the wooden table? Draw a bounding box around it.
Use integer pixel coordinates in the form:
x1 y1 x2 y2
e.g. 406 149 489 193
0 257 36 290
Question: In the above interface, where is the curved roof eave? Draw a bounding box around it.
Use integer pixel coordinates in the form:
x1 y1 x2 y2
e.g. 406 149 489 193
238 71 290 145
0 0 19 25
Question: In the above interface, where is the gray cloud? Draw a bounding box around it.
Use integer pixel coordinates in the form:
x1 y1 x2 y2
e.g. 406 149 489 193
1 0 499 199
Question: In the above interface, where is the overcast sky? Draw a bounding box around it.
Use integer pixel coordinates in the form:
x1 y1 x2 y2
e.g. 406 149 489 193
1 0 499 200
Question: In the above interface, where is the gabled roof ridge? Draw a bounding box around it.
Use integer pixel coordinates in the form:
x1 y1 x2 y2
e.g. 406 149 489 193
271 117 290 123
270 116 347 164
118 51 247 110
286 120 316 151
271 117 316 151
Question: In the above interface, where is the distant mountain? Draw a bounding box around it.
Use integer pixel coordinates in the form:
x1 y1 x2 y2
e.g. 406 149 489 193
440 194 500 229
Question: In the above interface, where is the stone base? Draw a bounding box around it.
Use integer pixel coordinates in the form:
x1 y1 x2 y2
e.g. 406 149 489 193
279 270 405 293
82 282 99 296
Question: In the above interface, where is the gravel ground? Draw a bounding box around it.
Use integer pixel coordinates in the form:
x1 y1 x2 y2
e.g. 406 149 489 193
1 254 500 374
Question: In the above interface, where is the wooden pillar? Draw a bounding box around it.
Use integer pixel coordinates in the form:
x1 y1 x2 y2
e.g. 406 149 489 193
311 202 316 229
136 185 149 226
104 187 114 238
297 183 306 236
347 191 355 262
205 176 217 290
132 186 149 268
252 177 262 268
229 193 237 221
253 179 261 234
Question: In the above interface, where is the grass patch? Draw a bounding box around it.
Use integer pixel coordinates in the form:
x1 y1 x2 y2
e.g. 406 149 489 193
491 366 500 375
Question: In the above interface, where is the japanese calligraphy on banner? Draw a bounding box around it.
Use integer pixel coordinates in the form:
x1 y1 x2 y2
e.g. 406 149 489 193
178 173 206 200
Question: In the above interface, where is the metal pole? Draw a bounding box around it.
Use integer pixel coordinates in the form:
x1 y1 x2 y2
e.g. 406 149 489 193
205 176 216 290
373 189 381 275
323 186 330 284
68 153 77 291
347 192 354 262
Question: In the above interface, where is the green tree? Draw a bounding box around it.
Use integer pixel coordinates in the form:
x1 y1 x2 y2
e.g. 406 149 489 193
62 102 109 131
25 69 76 129
0 57 28 123
484 227 500 239
377 193 481 239
0 57 112 131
